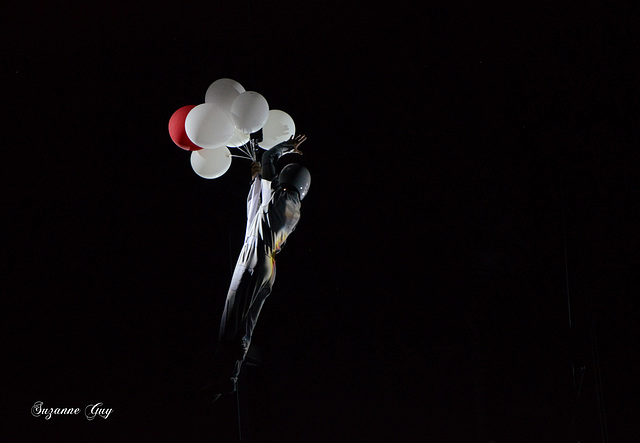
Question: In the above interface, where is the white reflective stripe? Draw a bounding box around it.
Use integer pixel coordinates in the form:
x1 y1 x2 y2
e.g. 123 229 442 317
234 237 259 279
245 178 262 238
261 179 273 212
229 265 247 291
243 235 258 246
246 178 260 216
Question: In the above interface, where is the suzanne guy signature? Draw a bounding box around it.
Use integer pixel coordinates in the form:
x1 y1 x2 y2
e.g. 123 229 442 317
31 401 113 420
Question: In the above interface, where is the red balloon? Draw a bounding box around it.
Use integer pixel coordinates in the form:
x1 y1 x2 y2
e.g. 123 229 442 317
168 105 202 151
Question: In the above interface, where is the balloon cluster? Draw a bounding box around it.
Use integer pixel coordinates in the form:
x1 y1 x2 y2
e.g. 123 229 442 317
168 78 296 179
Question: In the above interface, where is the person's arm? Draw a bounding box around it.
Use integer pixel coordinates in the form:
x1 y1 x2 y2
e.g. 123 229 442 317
245 172 262 230
261 135 306 181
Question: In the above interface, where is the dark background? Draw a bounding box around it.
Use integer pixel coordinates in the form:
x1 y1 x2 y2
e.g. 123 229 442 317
4 1 639 441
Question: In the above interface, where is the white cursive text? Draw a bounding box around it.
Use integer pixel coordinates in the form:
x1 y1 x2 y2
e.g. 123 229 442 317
85 402 113 420
31 401 80 420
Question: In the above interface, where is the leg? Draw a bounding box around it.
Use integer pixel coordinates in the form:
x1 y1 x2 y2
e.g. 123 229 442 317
212 257 274 393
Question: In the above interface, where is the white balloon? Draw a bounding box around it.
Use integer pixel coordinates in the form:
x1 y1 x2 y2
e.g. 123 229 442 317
231 91 269 134
259 110 296 149
204 78 245 114
190 147 232 179
185 103 235 149
226 128 250 148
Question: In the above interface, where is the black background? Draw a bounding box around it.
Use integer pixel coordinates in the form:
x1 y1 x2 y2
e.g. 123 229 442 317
4 1 639 441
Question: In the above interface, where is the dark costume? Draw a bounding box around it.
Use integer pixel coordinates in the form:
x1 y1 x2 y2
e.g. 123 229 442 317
212 141 306 394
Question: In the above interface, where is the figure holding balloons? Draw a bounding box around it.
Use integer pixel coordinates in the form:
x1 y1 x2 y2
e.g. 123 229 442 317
168 80 311 402
206 134 310 401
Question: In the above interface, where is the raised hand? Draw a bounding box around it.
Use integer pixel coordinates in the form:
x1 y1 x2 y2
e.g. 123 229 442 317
290 134 307 154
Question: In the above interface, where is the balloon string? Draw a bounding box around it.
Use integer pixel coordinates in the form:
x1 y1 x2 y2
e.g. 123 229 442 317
230 143 255 161
250 139 257 162
232 146 247 157
236 144 252 159
237 142 256 162
253 140 258 162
